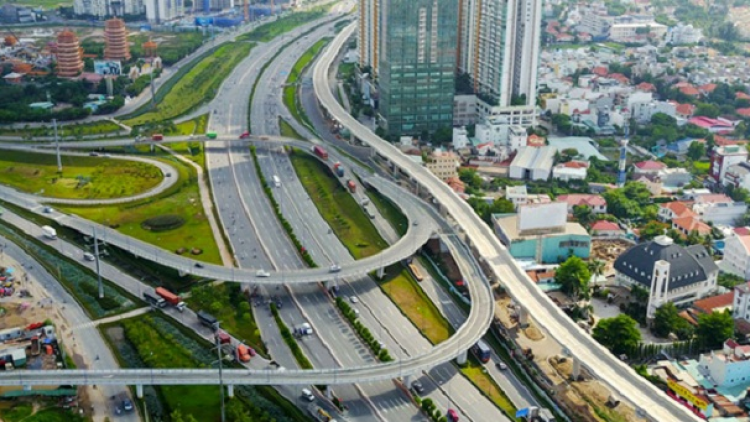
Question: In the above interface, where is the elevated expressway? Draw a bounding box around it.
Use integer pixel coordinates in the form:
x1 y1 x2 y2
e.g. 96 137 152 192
312 23 700 422
0 136 495 391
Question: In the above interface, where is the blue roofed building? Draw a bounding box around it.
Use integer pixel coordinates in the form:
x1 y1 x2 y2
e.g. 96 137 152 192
492 202 591 264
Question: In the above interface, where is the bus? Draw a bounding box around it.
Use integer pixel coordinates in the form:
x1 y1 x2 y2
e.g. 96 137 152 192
272 175 281 188
472 339 492 363
408 263 423 282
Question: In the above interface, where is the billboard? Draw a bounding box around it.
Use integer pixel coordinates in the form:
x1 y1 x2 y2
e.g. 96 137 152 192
94 60 122 76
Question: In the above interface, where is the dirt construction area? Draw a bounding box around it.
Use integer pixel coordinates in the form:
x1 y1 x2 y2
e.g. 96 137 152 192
494 286 641 422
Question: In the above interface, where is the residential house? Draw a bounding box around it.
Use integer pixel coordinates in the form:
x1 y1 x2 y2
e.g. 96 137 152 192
711 145 748 184
698 339 750 388
723 162 750 191
556 194 607 214
590 220 624 238
552 161 589 181
633 160 667 176
425 150 460 181
692 194 747 225
721 231 750 279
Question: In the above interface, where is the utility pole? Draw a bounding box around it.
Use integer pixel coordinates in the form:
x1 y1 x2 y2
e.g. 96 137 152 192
93 227 103 298
53 119 62 173
150 68 156 110
215 327 226 422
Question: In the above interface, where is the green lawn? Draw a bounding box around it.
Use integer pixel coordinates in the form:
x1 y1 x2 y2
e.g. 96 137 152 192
290 150 388 258
0 405 85 422
379 265 453 344
186 283 266 355
0 120 123 138
365 188 408 236
11 0 71 8
0 402 32 422
278 117 305 140
59 156 222 264
0 149 162 199
173 113 209 136
124 42 253 127
239 8 327 42
283 38 330 127
164 141 206 168
460 357 518 420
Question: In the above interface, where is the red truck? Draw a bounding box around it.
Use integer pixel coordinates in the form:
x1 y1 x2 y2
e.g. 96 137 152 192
155 287 186 312
151 134 164 141
312 145 328 160
347 179 356 193
239 131 250 139
236 344 251 362
333 162 344 177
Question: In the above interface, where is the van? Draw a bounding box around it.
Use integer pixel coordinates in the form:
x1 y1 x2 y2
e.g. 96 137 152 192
301 388 315 402
83 252 95 261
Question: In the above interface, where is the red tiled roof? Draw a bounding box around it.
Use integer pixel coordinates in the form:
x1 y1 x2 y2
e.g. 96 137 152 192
735 227 750 235
675 103 695 116
634 160 666 170
680 86 701 96
527 134 546 147
713 135 747 146
592 66 608 76
591 220 620 231
738 108 750 118
557 194 606 207
660 201 695 219
693 292 733 314
694 193 732 204
672 216 711 235
636 82 656 92
561 161 589 169
699 83 717 93
737 92 750 100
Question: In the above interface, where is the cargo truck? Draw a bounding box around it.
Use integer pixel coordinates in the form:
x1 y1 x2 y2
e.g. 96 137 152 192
151 134 163 141
206 132 218 139
155 287 186 312
312 145 328 160
143 291 166 308
41 226 57 240
346 180 356 193
236 344 251 362
215 332 231 345
197 310 218 329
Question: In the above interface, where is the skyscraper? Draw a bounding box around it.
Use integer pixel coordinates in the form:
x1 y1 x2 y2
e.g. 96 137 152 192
364 0 458 138
458 0 542 107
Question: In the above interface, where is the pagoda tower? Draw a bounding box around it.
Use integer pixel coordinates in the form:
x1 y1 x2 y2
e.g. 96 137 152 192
56 29 84 78
104 18 131 61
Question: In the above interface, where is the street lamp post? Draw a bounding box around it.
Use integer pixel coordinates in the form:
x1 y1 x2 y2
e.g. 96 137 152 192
214 324 226 422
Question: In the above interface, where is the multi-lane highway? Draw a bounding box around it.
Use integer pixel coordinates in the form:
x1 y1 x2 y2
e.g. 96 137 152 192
313 22 699 422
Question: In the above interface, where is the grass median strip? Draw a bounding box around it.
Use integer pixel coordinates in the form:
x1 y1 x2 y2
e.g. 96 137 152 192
124 42 254 127
0 120 123 138
0 149 162 200
279 117 305 140
239 8 328 42
365 187 408 236
290 150 388 258
335 297 393 361
58 156 222 265
283 38 330 128
270 302 313 369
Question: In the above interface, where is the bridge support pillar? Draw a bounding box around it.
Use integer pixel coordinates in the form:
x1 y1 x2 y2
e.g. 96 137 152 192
518 307 529 327
325 386 333 400
456 350 468 366
227 384 234 398
150 144 155 153
377 267 385 279
572 358 581 381
326 278 338 290
136 384 143 399
403 375 413 390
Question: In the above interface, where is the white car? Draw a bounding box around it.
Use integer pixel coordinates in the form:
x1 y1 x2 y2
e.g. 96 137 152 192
301 388 315 402
83 252 95 262
256 269 270 277
329 264 341 273
349 296 359 304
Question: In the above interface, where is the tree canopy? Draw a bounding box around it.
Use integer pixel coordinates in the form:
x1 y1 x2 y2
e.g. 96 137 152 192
696 310 734 349
556 256 591 300
652 303 694 339
593 314 642 356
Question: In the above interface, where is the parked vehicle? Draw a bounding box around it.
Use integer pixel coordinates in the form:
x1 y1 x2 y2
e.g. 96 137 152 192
236 344 251 362
301 388 315 402
143 291 166 308
197 311 218 329
155 287 186 312
151 134 163 141
41 226 57 240
239 131 250 139
346 179 356 193
206 132 218 139
312 145 328 160
215 332 231 345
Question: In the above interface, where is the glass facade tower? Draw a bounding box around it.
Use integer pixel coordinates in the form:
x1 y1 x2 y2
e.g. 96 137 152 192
378 0 458 137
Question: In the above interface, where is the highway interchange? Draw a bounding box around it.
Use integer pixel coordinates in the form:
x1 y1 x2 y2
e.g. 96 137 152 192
0 3 697 422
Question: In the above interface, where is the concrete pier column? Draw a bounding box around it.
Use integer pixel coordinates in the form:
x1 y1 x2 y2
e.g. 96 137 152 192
403 375 413 390
136 384 143 399
377 267 385 279
325 386 333 400
456 350 468 365
518 307 529 326
572 358 581 380
227 384 234 398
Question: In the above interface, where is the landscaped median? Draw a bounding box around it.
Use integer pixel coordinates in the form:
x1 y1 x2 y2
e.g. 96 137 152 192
249 145 316 266
270 302 313 369
238 7 330 42
0 120 124 138
335 297 393 361
283 38 331 129
123 42 255 128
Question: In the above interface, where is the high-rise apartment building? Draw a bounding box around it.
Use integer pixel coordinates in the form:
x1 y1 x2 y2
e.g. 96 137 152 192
361 0 458 137
145 0 183 23
458 0 542 107
73 0 144 18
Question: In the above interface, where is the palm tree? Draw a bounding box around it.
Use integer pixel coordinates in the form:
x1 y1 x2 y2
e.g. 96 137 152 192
588 259 606 285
